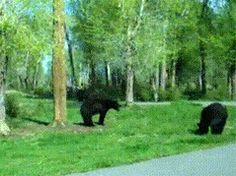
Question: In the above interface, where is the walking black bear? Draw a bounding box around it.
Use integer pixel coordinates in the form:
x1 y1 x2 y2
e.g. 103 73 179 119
80 98 120 126
196 103 228 135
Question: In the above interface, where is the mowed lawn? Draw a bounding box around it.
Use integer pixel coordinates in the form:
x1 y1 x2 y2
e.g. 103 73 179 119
0 98 236 176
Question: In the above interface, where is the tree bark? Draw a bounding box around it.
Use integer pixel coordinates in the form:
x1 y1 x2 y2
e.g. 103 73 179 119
171 60 176 88
198 0 209 95
78 63 83 88
228 63 236 100
199 42 207 95
0 92 10 136
126 64 134 104
151 67 159 102
0 60 10 136
65 24 77 87
160 60 167 90
0 2 10 135
232 68 236 100
89 61 96 86
105 61 112 87
52 0 67 126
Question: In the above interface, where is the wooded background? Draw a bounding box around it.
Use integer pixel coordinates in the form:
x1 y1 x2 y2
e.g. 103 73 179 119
1 0 236 103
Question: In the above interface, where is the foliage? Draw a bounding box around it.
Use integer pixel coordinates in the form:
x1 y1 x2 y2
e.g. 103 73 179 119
159 88 182 101
5 91 23 118
34 87 53 98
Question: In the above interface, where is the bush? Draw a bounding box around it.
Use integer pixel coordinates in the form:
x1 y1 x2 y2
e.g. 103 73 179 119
159 87 182 101
183 83 202 100
134 83 153 101
34 87 53 98
5 91 23 118
204 86 229 100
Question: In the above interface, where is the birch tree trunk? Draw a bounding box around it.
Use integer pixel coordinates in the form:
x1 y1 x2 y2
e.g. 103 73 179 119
65 24 77 87
232 69 236 100
89 61 96 86
0 91 10 136
52 0 67 126
0 69 10 136
160 60 167 90
124 0 146 105
229 63 236 100
151 67 159 102
198 0 209 95
171 60 176 88
105 61 112 87
199 43 206 95
0 0 10 135
126 64 134 104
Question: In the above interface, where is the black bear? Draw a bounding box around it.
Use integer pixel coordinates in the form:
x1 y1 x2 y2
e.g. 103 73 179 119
196 103 228 135
80 98 120 126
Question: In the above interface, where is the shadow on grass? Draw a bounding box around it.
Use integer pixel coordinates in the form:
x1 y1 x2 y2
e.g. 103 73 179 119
22 117 50 126
73 122 95 127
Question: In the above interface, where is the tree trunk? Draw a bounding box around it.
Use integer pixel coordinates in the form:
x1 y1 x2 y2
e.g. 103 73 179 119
0 60 10 136
78 63 83 88
232 70 236 100
198 0 209 95
89 62 96 86
32 65 38 89
227 70 232 99
229 63 236 100
151 67 159 102
126 64 134 104
105 61 112 87
52 0 67 126
0 92 10 136
199 42 207 95
123 0 146 105
65 24 77 87
160 60 167 90
171 60 176 88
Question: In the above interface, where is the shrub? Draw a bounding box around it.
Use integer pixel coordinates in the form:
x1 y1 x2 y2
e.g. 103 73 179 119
5 91 23 118
134 83 153 101
159 87 182 101
34 87 53 98
183 83 202 100
204 86 229 100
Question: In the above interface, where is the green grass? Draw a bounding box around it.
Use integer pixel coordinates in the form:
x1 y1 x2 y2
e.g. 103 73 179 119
1 98 236 176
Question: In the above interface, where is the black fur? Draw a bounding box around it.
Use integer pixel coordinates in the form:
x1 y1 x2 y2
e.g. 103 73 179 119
196 103 228 135
80 98 120 126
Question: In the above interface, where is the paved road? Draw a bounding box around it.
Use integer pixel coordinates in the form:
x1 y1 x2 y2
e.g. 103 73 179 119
66 144 236 176
133 101 236 107
190 101 236 107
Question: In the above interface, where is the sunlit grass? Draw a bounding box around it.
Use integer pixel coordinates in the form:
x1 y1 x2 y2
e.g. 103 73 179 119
0 99 235 176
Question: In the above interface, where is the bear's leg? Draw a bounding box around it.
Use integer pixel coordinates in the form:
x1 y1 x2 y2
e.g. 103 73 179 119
97 112 107 125
197 120 210 135
83 115 94 127
211 120 226 135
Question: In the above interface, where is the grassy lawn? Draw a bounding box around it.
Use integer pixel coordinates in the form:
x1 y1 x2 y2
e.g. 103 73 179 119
0 98 236 176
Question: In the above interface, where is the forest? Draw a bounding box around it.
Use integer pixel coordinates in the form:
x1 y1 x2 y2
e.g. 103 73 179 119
0 0 235 98
0 0 236 175
0 0 236 128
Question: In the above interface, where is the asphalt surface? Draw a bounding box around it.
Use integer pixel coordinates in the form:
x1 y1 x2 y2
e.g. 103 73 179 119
66 144 236 176
133 101 236 107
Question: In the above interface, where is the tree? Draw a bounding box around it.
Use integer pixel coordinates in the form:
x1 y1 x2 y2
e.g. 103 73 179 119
0 0 10 135
52 0 67 126
121 0 146 104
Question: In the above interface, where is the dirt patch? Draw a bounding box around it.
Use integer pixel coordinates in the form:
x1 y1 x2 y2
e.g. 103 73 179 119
7 122 104 138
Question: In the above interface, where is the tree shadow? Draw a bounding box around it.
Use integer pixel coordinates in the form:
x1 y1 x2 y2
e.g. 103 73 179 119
22 117 50 126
